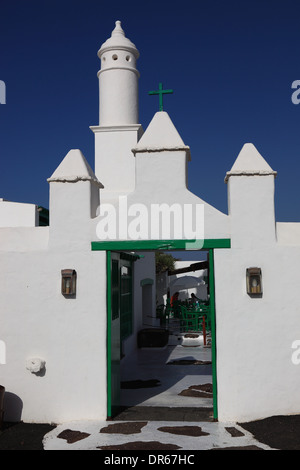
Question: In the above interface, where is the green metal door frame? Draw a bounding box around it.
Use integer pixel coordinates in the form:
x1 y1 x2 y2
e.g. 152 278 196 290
92 238 231 420
92 238 230 251
106 250 112 416
208 248 218 420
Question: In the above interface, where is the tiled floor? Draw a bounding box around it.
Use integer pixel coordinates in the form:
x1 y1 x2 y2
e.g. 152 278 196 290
120 335 213 409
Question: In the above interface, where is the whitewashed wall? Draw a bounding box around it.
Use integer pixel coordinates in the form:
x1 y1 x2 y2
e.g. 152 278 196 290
0 200 38 227
0 241 107 423
0 149 110 424
214 243 300 422
214 144 300 422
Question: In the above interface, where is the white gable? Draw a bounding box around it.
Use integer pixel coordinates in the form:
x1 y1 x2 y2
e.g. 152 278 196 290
47 149 103 186
133 111 190 159
225 143 277 181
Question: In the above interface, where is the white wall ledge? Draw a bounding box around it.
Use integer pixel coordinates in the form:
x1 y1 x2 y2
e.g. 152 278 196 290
47 175 103 187
225 170 277 182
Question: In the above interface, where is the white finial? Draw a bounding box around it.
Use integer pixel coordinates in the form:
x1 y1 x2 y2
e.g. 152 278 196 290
98 20 139 58
112 20 125 36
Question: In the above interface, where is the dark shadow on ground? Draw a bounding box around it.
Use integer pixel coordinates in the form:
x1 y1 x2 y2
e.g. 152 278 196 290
113 405 214 422
239 415 300 450
0 422 55 450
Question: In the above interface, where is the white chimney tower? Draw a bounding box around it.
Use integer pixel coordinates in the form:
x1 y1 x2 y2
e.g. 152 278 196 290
90 21 142 202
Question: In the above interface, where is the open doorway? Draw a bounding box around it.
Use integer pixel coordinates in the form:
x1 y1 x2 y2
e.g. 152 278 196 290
105 245 217 422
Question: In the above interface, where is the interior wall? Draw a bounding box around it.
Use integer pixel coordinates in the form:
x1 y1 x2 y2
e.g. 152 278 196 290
122 252 156 358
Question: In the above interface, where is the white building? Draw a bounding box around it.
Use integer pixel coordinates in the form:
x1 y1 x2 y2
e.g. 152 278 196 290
1 21 300 424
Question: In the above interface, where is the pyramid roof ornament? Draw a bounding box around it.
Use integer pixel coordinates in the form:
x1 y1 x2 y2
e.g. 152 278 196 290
47 149 103 187
132 111 191 160
225 143 277 182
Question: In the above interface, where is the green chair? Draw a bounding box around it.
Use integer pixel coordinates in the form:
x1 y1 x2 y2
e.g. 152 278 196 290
179 306 199 332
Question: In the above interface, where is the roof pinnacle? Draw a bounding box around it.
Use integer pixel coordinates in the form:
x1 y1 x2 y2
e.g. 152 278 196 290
98 20 139 59
112 20 125 37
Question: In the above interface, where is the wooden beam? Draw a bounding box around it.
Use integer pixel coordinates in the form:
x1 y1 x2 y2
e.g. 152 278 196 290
168 261 209 276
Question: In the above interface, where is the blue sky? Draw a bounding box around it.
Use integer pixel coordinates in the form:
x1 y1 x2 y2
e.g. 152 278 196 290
1 0 300 222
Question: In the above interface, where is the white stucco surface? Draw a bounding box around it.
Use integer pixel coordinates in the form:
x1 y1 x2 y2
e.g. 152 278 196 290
91 125 142 198
0 227 49 251
214 245 300 422
227 175 276 248
0 199 38 228
276 222 300 245
0 248 108 423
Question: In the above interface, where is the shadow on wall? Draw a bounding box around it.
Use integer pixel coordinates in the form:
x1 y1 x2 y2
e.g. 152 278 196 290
3 392 23 422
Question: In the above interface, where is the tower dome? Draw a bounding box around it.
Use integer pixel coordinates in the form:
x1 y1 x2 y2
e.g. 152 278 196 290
98 20 139 59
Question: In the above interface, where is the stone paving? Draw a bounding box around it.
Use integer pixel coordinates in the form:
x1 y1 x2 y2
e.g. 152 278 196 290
43 334 276 450
43 418 274 450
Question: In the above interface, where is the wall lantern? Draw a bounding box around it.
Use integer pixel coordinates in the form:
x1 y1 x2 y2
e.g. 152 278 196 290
61 269 76 296
246 267 262 296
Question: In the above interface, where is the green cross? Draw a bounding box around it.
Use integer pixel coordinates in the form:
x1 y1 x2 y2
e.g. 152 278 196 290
148 82 173 111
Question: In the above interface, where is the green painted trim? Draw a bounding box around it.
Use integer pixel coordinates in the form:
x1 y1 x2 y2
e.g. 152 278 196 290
209 249 218 421
106 250 112 419
102 239 228 421
92 239 231 251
